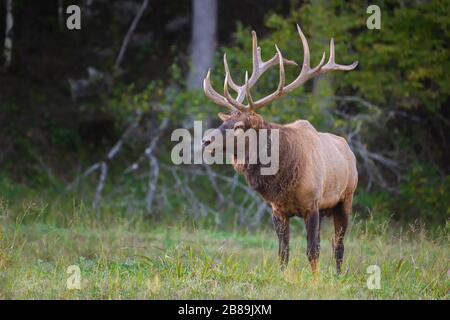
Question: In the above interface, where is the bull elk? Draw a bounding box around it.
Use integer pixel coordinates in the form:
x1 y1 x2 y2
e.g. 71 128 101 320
201 24 358 274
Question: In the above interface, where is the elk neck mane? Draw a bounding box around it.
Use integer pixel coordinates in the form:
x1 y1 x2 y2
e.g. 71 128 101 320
232 119 306 203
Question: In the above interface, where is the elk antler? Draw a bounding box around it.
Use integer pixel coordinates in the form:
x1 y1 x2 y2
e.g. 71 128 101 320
203 24 358 112
203 30 297 112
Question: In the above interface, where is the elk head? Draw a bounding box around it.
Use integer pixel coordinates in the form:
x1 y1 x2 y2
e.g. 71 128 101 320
201 24 358 157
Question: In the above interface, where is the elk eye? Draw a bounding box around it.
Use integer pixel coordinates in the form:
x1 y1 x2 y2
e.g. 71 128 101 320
233 122 245 131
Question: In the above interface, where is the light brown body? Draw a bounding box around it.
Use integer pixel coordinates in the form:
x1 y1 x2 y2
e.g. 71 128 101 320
267 120 357 219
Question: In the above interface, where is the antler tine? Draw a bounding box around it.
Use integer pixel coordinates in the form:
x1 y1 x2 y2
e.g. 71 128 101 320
298 24 310 71
320 38 358 73
244 71 254 109
248 30 297 86
223 53 240 92
223 72 247 112
221 30 261 104
250 46 286 110
250 30 261 80
203 69 235 110
284 24 326 94
232 30 297 104
275 45 286 91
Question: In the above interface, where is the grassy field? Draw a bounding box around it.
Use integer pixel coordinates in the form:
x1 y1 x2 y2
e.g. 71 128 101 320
0 195 448 300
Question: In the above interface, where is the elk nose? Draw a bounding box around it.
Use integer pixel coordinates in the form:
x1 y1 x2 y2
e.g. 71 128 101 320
202 139 210 148
202 137 213 148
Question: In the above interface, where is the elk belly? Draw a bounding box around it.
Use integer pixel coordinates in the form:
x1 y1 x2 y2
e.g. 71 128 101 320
319 194 341 210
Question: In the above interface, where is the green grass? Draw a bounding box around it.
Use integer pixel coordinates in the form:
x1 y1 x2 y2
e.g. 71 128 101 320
0 195 448 300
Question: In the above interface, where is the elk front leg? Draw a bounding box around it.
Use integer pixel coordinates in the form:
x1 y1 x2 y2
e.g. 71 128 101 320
305 209 320 274
272 214 289 270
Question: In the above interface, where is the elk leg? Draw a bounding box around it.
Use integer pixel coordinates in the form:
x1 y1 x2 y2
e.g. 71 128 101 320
305 209 320 274
333 202 349 274
318 212 325 247
272 214 289 270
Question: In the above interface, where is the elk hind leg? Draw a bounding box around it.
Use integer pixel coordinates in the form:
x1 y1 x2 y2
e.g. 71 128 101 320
332 200 350 274
305 209 320 274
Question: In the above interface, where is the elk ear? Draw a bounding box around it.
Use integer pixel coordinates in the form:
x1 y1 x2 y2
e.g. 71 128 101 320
218 112 230 121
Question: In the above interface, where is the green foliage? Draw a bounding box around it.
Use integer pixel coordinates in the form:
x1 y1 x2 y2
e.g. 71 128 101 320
396 164 450 223
258 0 450 113
351 1 450 111
353 164 450 225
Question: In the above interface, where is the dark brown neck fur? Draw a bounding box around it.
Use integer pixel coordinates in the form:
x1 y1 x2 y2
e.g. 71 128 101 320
233 121 304 203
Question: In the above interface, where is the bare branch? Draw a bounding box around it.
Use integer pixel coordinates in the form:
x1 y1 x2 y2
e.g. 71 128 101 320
125 117 169 173
115 0 149 71
93 162 108 208
146 155 159 213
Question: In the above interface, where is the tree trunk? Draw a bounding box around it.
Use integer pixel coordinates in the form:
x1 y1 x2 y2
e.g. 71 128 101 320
58 0 64 29
310 0 335 115
3 0 13 70
187 0 217 90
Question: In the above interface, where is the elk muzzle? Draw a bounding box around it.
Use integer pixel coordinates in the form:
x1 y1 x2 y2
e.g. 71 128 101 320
201 136 214 148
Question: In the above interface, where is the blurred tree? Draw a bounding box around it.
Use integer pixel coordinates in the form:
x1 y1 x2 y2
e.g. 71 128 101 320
187 0 217 90
3 0 13 70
